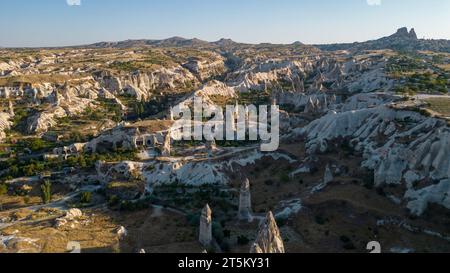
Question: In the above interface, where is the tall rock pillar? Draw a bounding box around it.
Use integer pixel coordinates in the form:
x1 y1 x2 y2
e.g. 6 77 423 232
250 211 285 253
238 178 253 222
199 204 212 247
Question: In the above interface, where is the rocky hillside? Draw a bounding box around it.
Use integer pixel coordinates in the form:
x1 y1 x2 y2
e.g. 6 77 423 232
317 27 450 53
1 29 450 253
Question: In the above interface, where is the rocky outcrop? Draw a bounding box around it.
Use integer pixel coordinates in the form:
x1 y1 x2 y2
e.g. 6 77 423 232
0 112 12 142
199 204 213 247
116 226 128 240
123 84 149 101
227 53 391 98
26 106 67 135
296 101 450 215
323 164 334 184
161 131 171 157
390 27 418 40
25 84 96 135
250 211 285 253
183 54 225 81
55 208 83 229
195 80 237 98
318 27 450 53
96 68 198 97
405 179 450 216
238 178 253 222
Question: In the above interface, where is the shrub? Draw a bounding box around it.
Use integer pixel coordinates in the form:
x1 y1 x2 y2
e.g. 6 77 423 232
40 180 52 204
279 173 290 183
186 213 200 227
237 235 250 245
276 217 287 227
223 229 231 238
80 192 92 204
212 222 224 244
0 184 7 195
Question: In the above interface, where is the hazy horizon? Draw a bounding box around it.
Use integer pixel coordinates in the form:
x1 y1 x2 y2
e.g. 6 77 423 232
1 0 449 48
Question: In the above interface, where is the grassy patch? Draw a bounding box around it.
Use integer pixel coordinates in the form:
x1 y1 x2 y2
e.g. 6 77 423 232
424 98 450 117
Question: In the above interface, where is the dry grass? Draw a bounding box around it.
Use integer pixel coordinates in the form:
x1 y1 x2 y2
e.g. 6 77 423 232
424 98 450 117
437 64 450 71
126 119 174 132
0 74 77 86
0 207 202 253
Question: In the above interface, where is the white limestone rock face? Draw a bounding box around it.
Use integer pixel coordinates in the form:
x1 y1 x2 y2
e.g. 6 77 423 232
296 103 450 215
26 106 67 135
195 80 236 98
116 226 128 240
55 209 83 229
226 53 391 96
405 179 450 216
26 85 96 135
250 211 285 253
238 178 253 222
98 67 198 96
182 54 225 81
0 112 12 142
65 209 83 219
199 204 213 247
323 165 334 184
123 84 149 102
161 132 171 157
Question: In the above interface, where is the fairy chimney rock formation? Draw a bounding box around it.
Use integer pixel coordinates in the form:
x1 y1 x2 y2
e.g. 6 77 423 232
169 107 174 121
8 100 14 116
238 178 253 222
199 204 213 247
324 164 334 184
161 131 171 157
250 211 285 253
205 139 217 157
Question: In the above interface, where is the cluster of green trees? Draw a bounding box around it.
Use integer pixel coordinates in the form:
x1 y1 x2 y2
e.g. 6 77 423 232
0 149 138 182
395 72 449 95
387 55 428 74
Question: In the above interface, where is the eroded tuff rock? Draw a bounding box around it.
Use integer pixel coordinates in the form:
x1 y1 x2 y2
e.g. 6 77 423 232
0 112 12 142
26 98 95 135
296 100 450 215
55 208 83 229
238 178 253 222
26 106 67 135
199 204 213 247
226 54 392 98
250 211 285 253
95 67 198 97
182 53 225 81
116 226 128 240
324 164 334 184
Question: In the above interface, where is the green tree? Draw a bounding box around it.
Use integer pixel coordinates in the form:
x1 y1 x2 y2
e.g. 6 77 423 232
78 155 87 168
40 180 52 204
80 191 92 204
0 184 8 195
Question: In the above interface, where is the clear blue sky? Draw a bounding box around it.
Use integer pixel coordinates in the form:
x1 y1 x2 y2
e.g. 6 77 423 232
0 0 449 47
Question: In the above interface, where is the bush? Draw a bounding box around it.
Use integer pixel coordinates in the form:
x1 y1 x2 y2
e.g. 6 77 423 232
0 184 7 195
237 235 250 245
276 217 287 227
186 213 200 227
279 173 290 183
108 195 120 206
80 192 92 204
340 235 356 250
220 241 231 253
40 180 52 204
212 222 224 244
223 229 231 238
